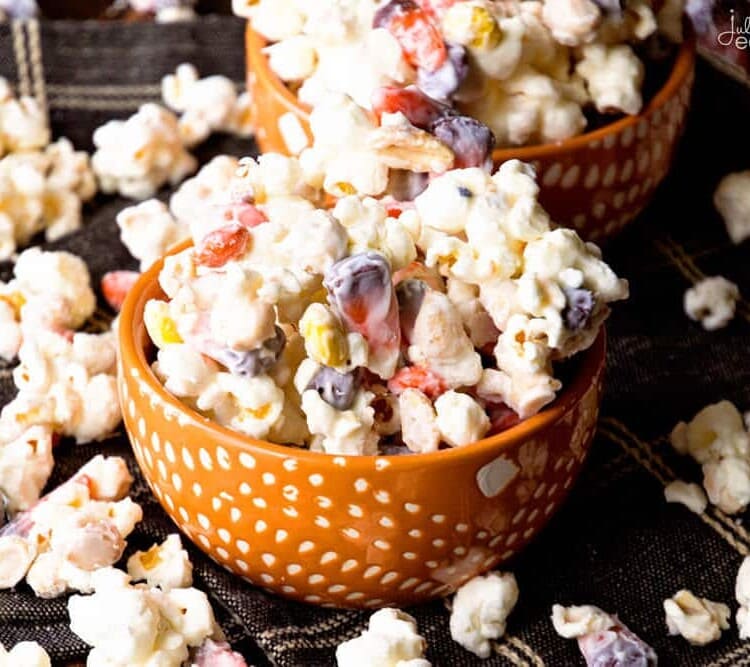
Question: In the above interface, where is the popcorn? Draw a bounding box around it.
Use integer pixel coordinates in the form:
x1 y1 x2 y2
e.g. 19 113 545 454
116 199 189 271
736 557 750 638
434 390 490 447
264 35 318 82
449 571 519 658
702 457 750 515
714 171 750 245
551 604 616 638
92 103 197 200
0 455 140 598
576 44 644 115
542 0 601 46
664 589 730 646
234 0 306 40
68 567 221 667
0 330 120 445
0 425 54 513
0 79 49 156
336 608 431 667
670 401 750 465
161 64 253 147
663 480 708 514
684 276 740 331
0 641 50 667
128 534 193 592
399 388 441 454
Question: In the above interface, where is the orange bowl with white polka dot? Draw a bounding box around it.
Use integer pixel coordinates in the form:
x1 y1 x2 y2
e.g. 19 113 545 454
118 241 607 609
246 24 695 243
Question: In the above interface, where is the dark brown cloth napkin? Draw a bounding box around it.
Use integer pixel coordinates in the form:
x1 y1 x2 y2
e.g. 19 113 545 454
2 16 750 666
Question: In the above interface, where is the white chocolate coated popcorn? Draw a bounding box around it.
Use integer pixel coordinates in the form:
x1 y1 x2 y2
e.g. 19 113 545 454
162 64 253 147
664 480 708 514
449 571 519 658
702 456 750 515
736 557 750 638
715 171 750 245
128 534 193 591
0 425 53 512
684 276 740 330
664 589 730 646
434 390 490 447
576 44 644 115
0 641 51 667
0 78 49 156
69 567 220 667
399 389 440 454
92 103 197 200
551 604 615 638
541 0 601 46
336 608 431 667
670 401 750 465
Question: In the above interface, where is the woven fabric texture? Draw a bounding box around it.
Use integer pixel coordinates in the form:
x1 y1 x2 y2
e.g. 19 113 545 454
1 15 750 667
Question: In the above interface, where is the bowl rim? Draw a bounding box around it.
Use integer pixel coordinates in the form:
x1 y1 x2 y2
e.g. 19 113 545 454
245 21 696 160
120 240 606 471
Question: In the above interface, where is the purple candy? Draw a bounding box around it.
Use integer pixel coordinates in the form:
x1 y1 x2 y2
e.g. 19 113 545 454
387 170 430 201
578 619 657 667
563 287 596 331
430 114 496 171
591 0 623 13
307 366 360 411
0 0 37 18
204 326 286 377
417 42 469 101
396 279 426 343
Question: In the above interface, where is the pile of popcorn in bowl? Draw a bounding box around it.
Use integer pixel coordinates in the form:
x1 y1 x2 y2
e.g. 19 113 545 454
141 154 627 454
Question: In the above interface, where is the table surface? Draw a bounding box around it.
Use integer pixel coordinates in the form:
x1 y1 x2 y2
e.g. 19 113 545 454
2 16 750 667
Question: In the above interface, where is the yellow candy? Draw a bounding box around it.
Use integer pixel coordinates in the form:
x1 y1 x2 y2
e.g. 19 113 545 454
300 303 348 367
144 300 183 349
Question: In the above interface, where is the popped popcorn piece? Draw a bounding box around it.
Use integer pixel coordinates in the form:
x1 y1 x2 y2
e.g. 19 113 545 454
162 64 253 147
670 400 750 465
116 199 189 271
576 44 644 115
542 0 601 46
449 571 519 658
664 589 730 646
0 641 50 667
0 455 140 598
702 456 750 515
234 0 306 39
128 534 193 591
92 103 197 200
551 604 616 638
0 330 120 445
434 390 490 447
0 79 48 156
0 425 54 513
714 171 750 245
735 556 750 638
69 567 221 667
129 0 196 22
264 35 318 82
399 388 441 453
664 480 708 514
336 608 431 667
684 276 739 330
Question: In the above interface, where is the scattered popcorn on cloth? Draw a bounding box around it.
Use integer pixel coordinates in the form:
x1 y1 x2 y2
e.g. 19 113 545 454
242 0 678 152
0 77 48 156
0 641 50 667
449 571 518 658
664 589 730 646
714 170 750 245
336 608 431 667
0 455 141 597
552 604 657 665
735 556 750 638
144 154 625 455
684 276 739 330
671 400 750 514
161 64 253 147
92 103 197 200
68 566 247 667
664 480 708 514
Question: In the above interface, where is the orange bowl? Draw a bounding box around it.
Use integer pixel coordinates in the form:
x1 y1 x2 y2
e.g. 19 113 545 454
246 23 695 242
118 240 606 609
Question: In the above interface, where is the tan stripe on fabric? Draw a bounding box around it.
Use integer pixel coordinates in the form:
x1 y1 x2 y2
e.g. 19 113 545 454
47 83 163 96
492 640 529 666
708 643 750 667
256 612 358 641
506 635 545 666
11 20 31 97
599 420 750 556
46 97 153 111
26 19 47 115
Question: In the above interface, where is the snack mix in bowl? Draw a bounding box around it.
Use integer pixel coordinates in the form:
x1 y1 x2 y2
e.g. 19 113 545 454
239 0 683 151
143 153 628 455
